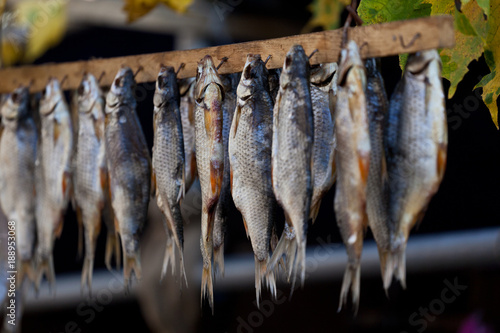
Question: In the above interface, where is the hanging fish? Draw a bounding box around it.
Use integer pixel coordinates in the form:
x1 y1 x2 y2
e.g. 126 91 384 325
385 50 447 288
213 72 239 276
36 78 74 291
0 86 37 286
334 40 370 314
74 73 108 295
152 66 187 284
270 45 314 290
364 58 392 292
309 62 338 221
179 77 197 193
105 67 151 288
270 61 338 281
229 54 277 305
194 55 224 310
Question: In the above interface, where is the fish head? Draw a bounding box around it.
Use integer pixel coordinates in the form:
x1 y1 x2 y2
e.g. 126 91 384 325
178 77 195 97
1 86 29 120
77 73 102 113
153 66 180 110
40 78 64 116
194 55 224 102
338 40 365 88
364 58 381 77
406 50 442 77
279 45 310 89
310 62 338 87
237 54 269 100
106 67 136 113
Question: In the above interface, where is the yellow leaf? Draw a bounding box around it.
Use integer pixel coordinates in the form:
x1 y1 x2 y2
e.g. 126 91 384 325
123 0 193 23
303 0 348 32
15 0 68 64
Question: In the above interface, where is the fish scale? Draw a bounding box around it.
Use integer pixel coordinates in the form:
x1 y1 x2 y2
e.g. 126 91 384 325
179 77 197 193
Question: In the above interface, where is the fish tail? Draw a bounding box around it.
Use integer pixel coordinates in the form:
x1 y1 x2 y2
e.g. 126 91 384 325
105 232 121 271
394 246 407 289
123 252 142 291
161 236 175 281
35 255 56 295
213 244 225 278
337 261 361 315
309 198 322 223
81 255 95 297
378 248 396 294
19 260 36 287
255 257 276 307
201 264 214 314
268 223 295 276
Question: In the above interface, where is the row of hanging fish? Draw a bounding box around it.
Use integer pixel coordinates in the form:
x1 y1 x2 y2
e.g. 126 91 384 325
0 39 447 315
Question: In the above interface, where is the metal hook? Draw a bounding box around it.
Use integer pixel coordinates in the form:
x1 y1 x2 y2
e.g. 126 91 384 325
176 63 185 75
399 33 421 49
308 49 319 60
97 71 106 84
133 66 143 78
345 5 363 26
216 57 228 70
264 55 272 66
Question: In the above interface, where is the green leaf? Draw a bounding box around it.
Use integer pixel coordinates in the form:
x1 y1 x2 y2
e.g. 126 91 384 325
474 0 500 128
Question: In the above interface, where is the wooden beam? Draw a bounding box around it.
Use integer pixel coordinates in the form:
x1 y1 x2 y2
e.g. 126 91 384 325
0 15 454 93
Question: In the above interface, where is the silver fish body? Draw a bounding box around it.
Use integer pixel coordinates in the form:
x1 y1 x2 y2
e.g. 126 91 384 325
212 72 239 276
194 55 225 310
268 68 281 105
105 67 151 288
310 62 337 221
334 40 370 313
152 66 187 284
179 77 197 193
229 54 277 304
0 87 37 286
364 58 392 291
385 50 447 288
36 78 74 291
74 73 107 294
270 45 313 289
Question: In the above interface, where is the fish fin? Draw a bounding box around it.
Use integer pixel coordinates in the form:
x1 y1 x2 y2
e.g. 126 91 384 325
309 199 322 223
62 170 71 200
268 229 293 278
231 104 242 139
151 167 157 198
81 215 101 296
337 261 361 315
123 253 142 290
36 255 56 295
255 258 276 308
210 159 223 199
75 205 84 259
201 264 214 314
105 232 121 271
213 244 225 278
394 246 407 290
99 167 108 194
161 236 175 280
53 118 61 141
378 249 396 294
242 217 249 238
437 142 447 182
54 213 65 239
357 152 370 187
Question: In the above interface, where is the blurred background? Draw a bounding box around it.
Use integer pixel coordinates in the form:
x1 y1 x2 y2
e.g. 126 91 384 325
0 0 499 332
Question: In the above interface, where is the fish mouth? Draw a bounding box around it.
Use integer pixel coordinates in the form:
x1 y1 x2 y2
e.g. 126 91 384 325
40 79 62 116
195 55 224 101
406 50 441 75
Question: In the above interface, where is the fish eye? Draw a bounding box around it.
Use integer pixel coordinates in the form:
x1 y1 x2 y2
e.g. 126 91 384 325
11 92 18 102
114 78 121 87
285 56 292 69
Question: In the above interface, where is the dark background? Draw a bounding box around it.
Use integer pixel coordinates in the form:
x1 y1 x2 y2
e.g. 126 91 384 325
13 1 500 332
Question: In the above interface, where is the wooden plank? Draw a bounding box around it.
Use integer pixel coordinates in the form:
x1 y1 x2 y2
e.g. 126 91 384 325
0 15 454 93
